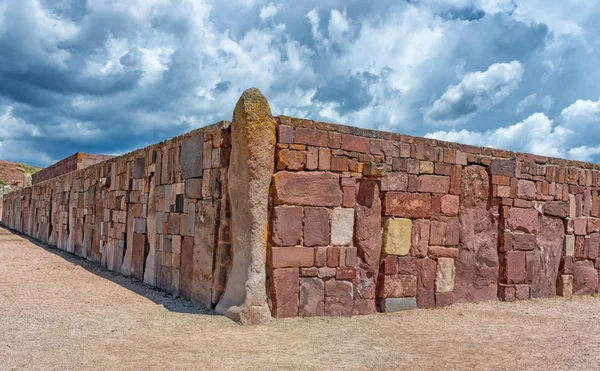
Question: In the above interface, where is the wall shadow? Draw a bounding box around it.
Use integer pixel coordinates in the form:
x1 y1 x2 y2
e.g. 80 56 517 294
0 225 216 316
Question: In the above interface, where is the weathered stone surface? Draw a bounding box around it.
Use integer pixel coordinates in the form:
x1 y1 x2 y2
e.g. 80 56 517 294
325 280 353 316
435 292 455 307
330 207 354 246
530 216 564 298
131 233 147 280
543 201 569 218
378 297 417 312
384 192 432 218
299 277 325 316
506 207 539 234
181 133 204 179
416 257 436 308
411 219 430 257
512 233 536 251
295 128 327 147
271 247 314 268
574 218 587 236
273 171 342 207
441 195 459 216
380 172 408 192
573 260 598 296
455 165 498 303
428 246 459 258
397 256 418 275
276 149 305 170
192 200 219 307
418 175 450 194
564 235 575 257
517 180 536 201
271 268 299 318
216 88 274 324
303 207 329 247
429 221 446 246
558 274 573 298
271 206 302 247
505 251 526 284
382 218 412 256
436 257 455 293
380 274 417 298
490 159 515 177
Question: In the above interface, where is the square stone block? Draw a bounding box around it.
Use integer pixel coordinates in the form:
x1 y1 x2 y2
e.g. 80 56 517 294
378 297 417 312
382 218 412 256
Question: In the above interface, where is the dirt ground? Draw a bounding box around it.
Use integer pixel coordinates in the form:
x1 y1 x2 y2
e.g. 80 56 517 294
1 226 600 371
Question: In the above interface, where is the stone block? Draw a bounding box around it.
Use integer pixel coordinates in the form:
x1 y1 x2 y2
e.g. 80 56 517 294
271 206 303 246
543 201 569 218
512 233 536 251
384 192 432 218
277 149 306 171
336 267 356 280
573 260 598 295
303 207 330 247
564 235 575 256
382 218 412 256
419 161 434 174
588 218 600 233
325 280 353 316
342 186 356 208
318 147 331 171
271 247 314 268
278 125 294 144
574 218 587 236
380 173 408 192
378 297 417 312
181 134 204 179
411 219 430 257
382 256 398 275
490 159 515 177
418 175 450 194
429 221 446 246
272 268 299 318
397 256 418 275
273 172 342 207
295 128 328 147
435 292 454 307
428 246 459 258
416 257 436 308
435 257 455 293
299 277 325 316
381 274 417 298
131 233 147 280
558 274 573 298
506 207 539 234
370 138 400 157
505 251 526 284
341 134 370 153
330 207 354 246
440 195 459 216
185 178 203 199
445 217 460 246
517 180 536 200
133 218 147 234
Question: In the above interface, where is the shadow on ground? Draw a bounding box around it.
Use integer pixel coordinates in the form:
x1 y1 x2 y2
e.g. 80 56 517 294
0 225 216 316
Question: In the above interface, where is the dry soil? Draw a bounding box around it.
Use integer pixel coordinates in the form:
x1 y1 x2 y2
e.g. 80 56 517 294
1 225 600 371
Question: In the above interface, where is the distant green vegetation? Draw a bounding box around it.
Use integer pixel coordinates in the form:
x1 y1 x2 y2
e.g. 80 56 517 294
0 179 5 186
17 164 41 174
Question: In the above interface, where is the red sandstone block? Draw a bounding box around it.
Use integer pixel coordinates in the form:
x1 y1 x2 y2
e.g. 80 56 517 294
413 144 439 161
515 284 530 300
306 147 319 170
380 172 409 192
428 246 459 259
382 255 398 275
271 247 315 268
397 256 418 275
278 125 294 144
303 207 330 247
277 149 306 171
574 218 587 235
418 175 450 194
327 247 340 267
315 247 327 267
328 132 341 148
512 233 536 251
505 251 526 284
300 267 318 277
341 134 370 153
429 221 446 246
561 256 574 274
318 147 331 171
273 172 342 207
575 236 585 258
543 201 569 218
272 268 299 318
407 175 419 192
325 280 353 316
380 274 417 298
499 284 516 301
490 159 515 177
331 156 350 172
435 162 452 176
411 219 430 257
445 218 460 246
336 267 356 280
517 180 536 201
588 218 600 233
370 138 400 157
435 292 454 307
384 192 432 218
585 233 599 260
345 246 357 267
342 186 356 208
295 128 328 147
492 175 510 186
506 207 539 234
440 194 459 216
271 206 303 246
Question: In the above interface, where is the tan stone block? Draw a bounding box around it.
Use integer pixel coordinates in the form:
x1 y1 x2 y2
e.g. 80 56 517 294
382 218 412 256
435 257 455 293
419 161 434 174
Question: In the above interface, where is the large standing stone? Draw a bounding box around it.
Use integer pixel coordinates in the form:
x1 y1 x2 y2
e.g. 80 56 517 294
273 172 342 207
271 268 299 318
573 260 598 295
354 181 382 268
382 218 412 256
416 257 436 308
531 216 564 298
215 89 274 324
192 200 219 307
271 206 302 246
455 165 499 303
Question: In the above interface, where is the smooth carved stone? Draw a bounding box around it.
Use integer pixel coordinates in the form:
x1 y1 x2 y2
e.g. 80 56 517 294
417 257 436 308
273 171 342 207
299 277 325 316
272 268 299 318
380 172 408 192
418 175 450 194
454 166 498 303
271 206 302 247
517 180 536 201
543 201 569 218
215 89 274 324
436 257 455 293
573 260 598 296
378 297 417 312
181 133 204 179
380 274 417 298
530 216 564 298
303 207 330 247
325 280 353 316
506 207 539 234
382 218 412 256
384 192 432 218
330 207 355 246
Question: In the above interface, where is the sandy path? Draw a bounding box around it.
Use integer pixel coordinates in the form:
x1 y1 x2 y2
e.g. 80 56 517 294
1 225 599 371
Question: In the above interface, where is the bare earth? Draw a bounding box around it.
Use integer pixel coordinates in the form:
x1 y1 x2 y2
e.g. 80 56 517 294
1 226 600 371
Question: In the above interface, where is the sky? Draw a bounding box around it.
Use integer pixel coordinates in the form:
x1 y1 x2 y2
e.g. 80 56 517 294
1 0 600 167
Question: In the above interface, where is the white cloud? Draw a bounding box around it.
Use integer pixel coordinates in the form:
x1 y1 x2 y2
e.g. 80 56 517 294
259 3 279 21
423 61 524 124
561 97 600 124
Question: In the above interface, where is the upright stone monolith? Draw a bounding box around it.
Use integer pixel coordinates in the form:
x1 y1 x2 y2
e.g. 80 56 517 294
215 88 275 324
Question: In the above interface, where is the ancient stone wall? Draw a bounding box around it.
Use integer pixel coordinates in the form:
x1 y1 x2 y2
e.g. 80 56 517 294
32 153 115 185
3 89 600 323
267 115 600 318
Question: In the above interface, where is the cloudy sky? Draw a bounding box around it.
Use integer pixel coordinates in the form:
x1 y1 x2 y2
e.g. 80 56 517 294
1 0 600 167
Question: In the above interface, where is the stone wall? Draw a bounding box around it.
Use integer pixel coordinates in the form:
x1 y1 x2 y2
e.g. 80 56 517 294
32 153 115 185
3 89 600 323
267 115 600 318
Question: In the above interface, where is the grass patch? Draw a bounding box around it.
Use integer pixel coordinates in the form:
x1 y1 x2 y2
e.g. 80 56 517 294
16 164 41 174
